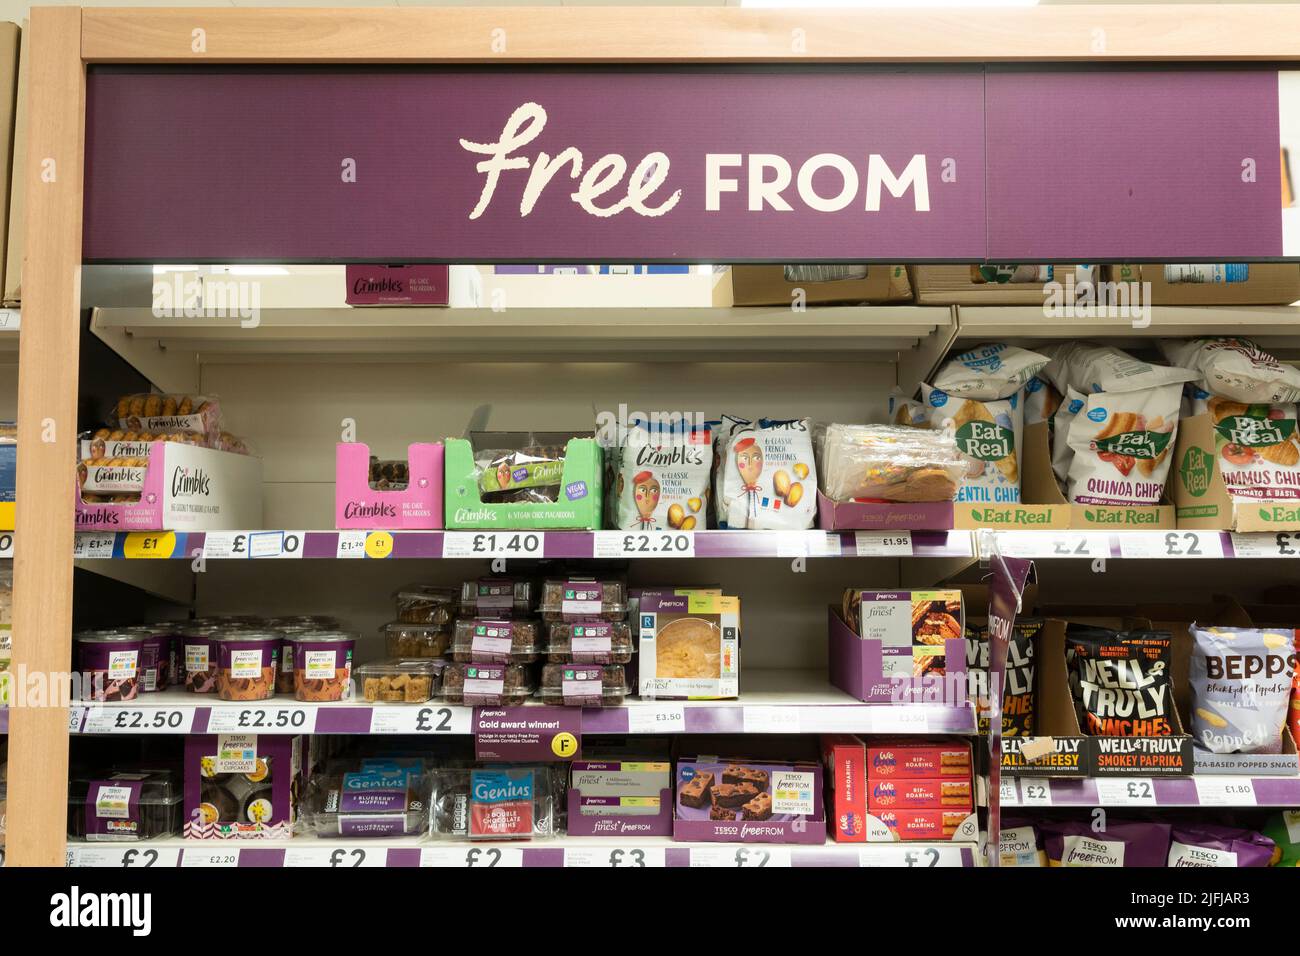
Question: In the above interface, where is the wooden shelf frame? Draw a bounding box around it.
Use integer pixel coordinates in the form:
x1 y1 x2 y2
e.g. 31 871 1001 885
10 4 1300 867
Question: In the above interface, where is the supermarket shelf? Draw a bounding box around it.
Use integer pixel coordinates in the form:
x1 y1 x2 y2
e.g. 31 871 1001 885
90 305 953 390
1003 774 1300 808
68 670 978 737
978 529 1300 560
954 305 1300 347
71 528 975 561
65 836 978 869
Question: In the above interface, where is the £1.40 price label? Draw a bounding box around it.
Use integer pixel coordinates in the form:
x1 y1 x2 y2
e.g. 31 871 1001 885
443 531 544 559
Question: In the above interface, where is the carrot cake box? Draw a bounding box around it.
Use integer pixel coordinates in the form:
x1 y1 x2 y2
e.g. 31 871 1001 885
637 591 740 700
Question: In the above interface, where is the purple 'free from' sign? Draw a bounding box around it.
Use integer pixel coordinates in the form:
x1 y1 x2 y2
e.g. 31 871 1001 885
83 68 986 262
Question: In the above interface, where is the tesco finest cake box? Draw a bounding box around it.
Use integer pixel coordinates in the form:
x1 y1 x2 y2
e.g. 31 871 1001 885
75 441 262 532
638 592 740 700
674 759 824 844
335 441 443 529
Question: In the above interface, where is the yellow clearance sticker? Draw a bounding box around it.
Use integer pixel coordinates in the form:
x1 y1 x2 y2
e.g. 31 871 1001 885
123 532 177 559
550 732 579 758
364 531 394 559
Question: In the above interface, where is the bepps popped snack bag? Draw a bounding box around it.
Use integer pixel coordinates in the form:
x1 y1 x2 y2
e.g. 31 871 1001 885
1189 624 1296 754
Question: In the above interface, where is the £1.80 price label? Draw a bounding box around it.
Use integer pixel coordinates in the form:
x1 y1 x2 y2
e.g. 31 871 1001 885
443 531 544 559
594 531 695 558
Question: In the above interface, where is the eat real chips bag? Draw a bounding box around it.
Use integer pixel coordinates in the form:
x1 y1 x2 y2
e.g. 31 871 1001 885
917 385 1023 505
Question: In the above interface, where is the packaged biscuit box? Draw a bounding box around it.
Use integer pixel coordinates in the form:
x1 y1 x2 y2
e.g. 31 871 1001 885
1188 624 1296 754
1065 625 1175 737
715 418 816 530
637 591 739 700
610 420 711 531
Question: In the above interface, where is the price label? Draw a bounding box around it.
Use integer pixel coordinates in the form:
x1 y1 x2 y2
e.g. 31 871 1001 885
742 706 801 734
859 846 966 868
1095 777 1158 806
564 846 666 868
208 705 314 733
202 532 251 559
1118 531 1223 559
0 532 13 559
67 846 181 868
420 846 524 868
0 309 19 331
443 531 544 559
335 531 368 559
123 532 177 559
691 846 791 868
247 531 304 559
594 531 695 559
628 703 686 734
855 531 913 557
1194 776 1257 807
83 706 194 735
73 533 116 559
283 846 385 868
875 707 929 733
992 531 1108 558
1019 780 1053 806
181 849 240 868
365 532 394 559
1231 532 1300 558
999 777 1019 806
68 706 86 733
368 705 470 735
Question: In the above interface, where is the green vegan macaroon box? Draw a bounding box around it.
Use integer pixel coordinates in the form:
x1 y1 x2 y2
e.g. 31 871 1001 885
444 436 603 530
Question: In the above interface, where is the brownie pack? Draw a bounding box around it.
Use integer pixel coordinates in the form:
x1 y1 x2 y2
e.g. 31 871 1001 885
675 759 824 844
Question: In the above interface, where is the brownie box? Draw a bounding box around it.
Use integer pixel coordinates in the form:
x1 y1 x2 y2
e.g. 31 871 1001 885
674 759 824 844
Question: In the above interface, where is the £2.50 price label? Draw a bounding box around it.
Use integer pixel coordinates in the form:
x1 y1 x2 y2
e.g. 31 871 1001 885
208 705 313 733
83 706 194 734
443 531 544 559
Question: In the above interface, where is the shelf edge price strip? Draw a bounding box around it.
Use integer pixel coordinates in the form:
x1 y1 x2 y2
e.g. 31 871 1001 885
1230 531 1300 558
1117 531 1224 559
855 531 912 557
420 846 524 868
67 846 183 868
82 705 196 735
368 705 471 735
1193 776 1257 807
1094 777 1158 806
690 846 792 868
283 846 386 868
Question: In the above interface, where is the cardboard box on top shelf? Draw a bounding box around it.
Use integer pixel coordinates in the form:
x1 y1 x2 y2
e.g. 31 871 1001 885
910 264 1092 306
1106 264 1300 306
723 264 912 307
1003 616 1194 777
1171 407 1300 532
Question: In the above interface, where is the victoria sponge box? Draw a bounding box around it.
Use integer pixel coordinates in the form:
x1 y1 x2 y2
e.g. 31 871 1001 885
674 759 824 844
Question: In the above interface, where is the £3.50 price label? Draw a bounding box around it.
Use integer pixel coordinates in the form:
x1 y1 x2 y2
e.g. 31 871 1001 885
368 705 470 735
627 704 686 734
594 531 695 558
442 531 544 559
420 846 524 868
563 847 667 868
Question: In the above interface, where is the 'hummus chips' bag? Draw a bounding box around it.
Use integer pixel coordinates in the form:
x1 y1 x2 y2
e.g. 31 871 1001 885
1160 337 1300 405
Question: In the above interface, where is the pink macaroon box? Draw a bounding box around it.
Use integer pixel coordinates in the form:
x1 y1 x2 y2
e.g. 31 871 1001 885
335 441 444 529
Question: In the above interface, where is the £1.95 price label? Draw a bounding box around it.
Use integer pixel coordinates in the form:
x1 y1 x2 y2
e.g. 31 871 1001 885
594 531 695 558
443 531 544 559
